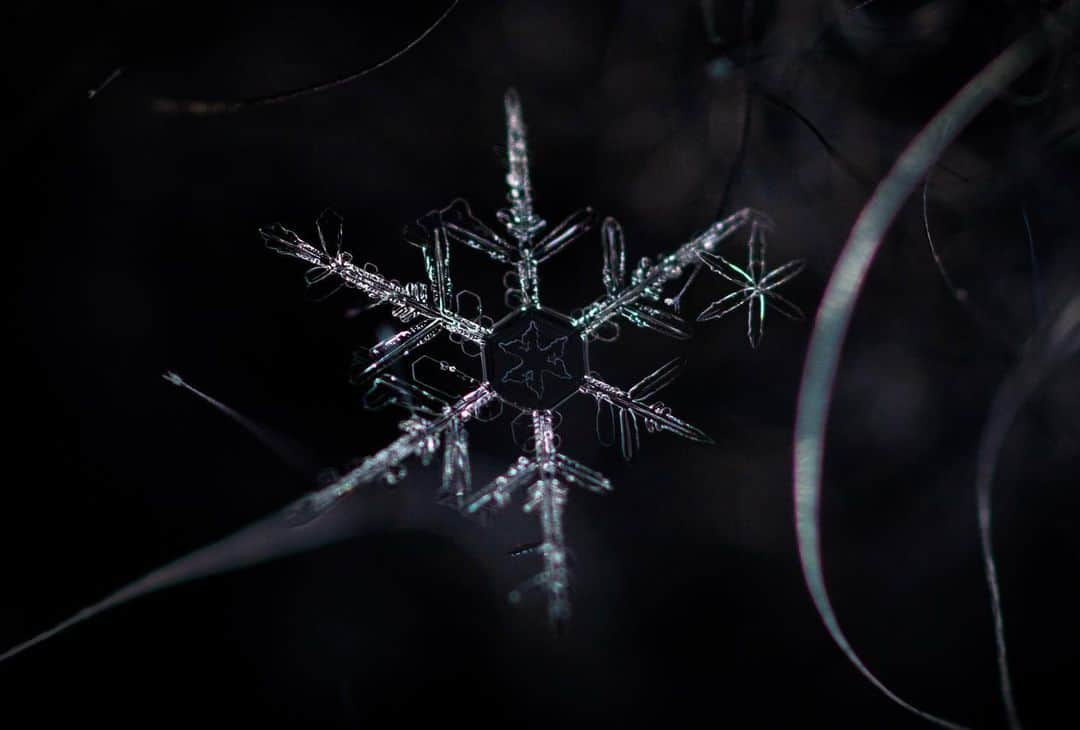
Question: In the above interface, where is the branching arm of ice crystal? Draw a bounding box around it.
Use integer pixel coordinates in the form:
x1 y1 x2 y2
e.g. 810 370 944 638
579 363 712 461
286 384 496 525
261 212 489 344
464 411 608 627
499 88 545 308
573 208 766 338
435 90 593 309
521 410 571 627
499 88 545 244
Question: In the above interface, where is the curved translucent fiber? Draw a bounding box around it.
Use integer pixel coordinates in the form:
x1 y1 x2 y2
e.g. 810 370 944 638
793 4 1078 727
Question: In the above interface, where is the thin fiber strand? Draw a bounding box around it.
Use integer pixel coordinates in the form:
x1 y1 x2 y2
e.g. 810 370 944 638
793 3 1078 727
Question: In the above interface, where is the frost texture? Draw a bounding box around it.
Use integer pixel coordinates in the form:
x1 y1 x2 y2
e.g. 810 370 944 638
262 89 785 626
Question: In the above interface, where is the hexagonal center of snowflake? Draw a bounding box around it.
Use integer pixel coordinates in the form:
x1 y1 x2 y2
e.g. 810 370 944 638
484 308 588 411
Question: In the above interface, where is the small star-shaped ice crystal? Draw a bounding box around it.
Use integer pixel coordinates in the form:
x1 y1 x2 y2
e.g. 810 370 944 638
696 222 804 347
498 320 572 397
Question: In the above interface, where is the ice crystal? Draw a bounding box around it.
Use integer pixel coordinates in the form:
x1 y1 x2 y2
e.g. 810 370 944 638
697 220 805 348
260 89 781 626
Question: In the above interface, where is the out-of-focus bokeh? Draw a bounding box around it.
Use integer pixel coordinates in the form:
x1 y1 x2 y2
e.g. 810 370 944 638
2 2 1078 727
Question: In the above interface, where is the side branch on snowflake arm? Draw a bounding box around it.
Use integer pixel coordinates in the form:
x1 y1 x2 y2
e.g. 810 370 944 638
579 362 712 461
464 440 612 516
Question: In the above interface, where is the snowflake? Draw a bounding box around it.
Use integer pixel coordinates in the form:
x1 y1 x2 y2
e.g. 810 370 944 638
260 89 780 627
697 220 805 347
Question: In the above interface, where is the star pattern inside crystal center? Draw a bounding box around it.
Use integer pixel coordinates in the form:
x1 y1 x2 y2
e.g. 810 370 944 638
498 320 571 398
484 308 586 411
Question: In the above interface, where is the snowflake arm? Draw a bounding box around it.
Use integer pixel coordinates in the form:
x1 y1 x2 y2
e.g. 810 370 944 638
521 472 570 628
285 383 496 525
697 288 754 321
760 258 805 290
764 290 805 321
464 410 604 627
261 213 489 344
462 88 596 309
499 88 545 243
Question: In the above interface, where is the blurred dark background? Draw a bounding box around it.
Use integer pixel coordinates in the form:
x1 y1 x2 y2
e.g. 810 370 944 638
2 1 1078 727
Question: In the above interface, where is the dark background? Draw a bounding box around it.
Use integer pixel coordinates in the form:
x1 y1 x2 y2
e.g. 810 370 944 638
2 1 1078 727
